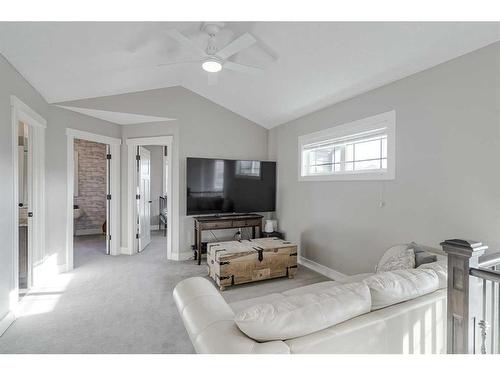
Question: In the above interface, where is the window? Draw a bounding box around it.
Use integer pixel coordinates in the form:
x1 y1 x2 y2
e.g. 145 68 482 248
299 111 395 181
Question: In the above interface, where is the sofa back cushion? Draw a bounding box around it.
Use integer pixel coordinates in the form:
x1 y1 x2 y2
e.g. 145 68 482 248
418 260 447 289
364 268 439 310
234 282 371 342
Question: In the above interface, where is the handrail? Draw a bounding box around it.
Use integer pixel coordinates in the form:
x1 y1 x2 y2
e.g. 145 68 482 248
479 252 500 268
470 267 500 284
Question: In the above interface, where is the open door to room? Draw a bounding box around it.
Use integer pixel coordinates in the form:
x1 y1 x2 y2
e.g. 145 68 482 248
137 146 151 252
66 129 121 271
128 139 171 258
11 95 46 302
72 138 109 264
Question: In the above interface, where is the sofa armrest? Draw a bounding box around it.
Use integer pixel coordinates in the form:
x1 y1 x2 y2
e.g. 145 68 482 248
173 277 290 354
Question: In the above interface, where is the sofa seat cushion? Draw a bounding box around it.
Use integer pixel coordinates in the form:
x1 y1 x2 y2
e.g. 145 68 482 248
234 282 371 342
364 268 439 310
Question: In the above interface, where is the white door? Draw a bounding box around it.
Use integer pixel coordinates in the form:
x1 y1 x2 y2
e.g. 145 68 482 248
138 146 151 252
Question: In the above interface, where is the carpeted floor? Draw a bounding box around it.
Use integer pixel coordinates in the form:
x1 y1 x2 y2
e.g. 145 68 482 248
0 231 328 353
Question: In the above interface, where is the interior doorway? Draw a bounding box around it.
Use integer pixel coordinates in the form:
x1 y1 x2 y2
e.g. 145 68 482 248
137 146 151 251
66 129 121 271
11 96 46 307
126 137 174 259
72 138 109 263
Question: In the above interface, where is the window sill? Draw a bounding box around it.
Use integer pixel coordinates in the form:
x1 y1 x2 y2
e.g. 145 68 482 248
298 170 395 182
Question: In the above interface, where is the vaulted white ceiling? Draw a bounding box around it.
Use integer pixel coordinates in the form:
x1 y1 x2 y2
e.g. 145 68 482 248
1 22 499 128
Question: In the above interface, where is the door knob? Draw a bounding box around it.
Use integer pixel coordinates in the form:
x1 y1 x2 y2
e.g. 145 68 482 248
28 212 33 218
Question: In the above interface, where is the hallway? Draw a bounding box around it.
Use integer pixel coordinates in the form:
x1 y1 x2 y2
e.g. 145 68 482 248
0 232 205 353
0 232 326 353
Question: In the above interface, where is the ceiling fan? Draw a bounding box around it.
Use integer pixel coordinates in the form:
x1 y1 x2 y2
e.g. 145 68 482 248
159 23 266 76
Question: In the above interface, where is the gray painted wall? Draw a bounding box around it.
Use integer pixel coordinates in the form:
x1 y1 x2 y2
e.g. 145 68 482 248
60 87 269 258
269 42 500 275
0 54 48 322
46 106 121 266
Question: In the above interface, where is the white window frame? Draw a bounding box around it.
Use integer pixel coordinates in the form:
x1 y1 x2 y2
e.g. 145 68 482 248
298 110 396 181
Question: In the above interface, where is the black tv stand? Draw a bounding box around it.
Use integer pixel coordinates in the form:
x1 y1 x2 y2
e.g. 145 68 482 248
192 213 263 265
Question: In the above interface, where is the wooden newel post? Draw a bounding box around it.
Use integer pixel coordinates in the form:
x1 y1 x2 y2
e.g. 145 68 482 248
441 239 488 354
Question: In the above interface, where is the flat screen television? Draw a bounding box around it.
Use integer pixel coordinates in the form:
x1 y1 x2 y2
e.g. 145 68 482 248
186 157 276 216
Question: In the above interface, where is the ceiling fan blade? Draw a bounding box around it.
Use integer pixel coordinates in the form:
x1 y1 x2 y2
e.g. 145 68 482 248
157 59 202 67
215 33 256 60
165 29 206 56
223 61 263 75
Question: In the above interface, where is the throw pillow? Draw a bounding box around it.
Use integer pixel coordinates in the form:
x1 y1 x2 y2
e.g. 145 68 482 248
376 245 415 273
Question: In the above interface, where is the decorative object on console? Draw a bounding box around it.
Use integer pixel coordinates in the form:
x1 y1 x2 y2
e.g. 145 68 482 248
207 237 297 290
264 219 275 233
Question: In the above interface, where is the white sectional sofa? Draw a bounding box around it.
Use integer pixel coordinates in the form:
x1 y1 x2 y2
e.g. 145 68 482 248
173 245 447 354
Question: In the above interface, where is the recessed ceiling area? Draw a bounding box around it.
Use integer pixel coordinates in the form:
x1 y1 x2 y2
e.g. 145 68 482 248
55 105 175 125
1 22 499 128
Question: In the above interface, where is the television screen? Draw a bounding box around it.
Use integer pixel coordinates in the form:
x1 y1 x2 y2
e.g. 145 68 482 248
186 157 276 216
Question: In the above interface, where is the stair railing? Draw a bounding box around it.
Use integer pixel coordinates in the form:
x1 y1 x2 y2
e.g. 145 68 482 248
441 239 500 354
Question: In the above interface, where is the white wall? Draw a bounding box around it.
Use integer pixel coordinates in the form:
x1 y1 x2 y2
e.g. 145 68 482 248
269 42 500 275
0 54 48 323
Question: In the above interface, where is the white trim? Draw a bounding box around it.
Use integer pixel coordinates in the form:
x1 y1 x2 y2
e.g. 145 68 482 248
298 110 396 181
10 96 46 318
66 128 121 145
10 96 47 128
0 312 15 337
298 256 347 281
126 136 177 260
66 129 121 271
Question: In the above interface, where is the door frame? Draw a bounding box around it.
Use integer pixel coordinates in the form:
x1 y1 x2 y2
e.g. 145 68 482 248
66 128 121 271
126 136 176 260
10 95 46 312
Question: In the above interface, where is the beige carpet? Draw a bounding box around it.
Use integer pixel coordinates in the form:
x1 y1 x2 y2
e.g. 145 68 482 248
0 231 328 353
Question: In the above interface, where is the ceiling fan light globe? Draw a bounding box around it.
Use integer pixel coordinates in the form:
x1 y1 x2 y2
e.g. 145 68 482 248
202 60 222 73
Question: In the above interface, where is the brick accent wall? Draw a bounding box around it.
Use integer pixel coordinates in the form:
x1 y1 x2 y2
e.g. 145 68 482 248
74 139 106 234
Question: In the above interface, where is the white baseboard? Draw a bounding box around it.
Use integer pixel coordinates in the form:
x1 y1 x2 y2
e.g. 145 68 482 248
298 256 346 281
0 312 15 337
120 246 133 255
57 263 68 274
176 251 194 261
